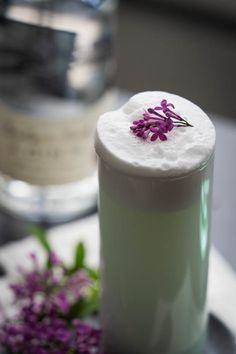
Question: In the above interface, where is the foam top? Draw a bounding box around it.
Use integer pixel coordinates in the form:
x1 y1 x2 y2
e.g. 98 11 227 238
95 91 216 177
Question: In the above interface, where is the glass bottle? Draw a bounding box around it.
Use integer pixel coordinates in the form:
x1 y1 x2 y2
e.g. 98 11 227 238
0 0 117 221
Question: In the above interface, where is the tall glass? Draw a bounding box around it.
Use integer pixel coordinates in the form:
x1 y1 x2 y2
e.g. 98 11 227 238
95 91 215 354
98 156 214 354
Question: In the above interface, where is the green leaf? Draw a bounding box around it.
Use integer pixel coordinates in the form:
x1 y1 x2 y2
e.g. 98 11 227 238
67 296 99 320
67 298 86 320
31 226 52 254
86 267 99 281
73 242 85 271
79 300 99 318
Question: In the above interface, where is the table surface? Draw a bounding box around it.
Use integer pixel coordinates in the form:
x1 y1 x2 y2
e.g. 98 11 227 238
0 112 235 273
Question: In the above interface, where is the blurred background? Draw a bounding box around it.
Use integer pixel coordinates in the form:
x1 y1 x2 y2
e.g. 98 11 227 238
116 0 236 118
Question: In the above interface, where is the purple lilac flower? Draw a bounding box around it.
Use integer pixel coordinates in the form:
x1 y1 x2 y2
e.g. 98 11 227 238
130 99 193 142
69 270 91 298
49 252 62 266
0 251 103 354
74 320 103 354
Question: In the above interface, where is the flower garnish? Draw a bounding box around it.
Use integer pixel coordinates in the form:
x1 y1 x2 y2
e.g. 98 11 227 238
0 228 102 354
130 99 193 142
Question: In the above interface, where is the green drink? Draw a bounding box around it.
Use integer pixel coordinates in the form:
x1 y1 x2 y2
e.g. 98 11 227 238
95 92 215 354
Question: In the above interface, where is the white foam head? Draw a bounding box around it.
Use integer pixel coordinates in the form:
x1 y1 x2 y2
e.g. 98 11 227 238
95 91 216 177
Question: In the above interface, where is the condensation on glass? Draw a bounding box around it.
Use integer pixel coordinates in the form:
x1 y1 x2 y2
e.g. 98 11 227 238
0 0 117 221
98 154 214 354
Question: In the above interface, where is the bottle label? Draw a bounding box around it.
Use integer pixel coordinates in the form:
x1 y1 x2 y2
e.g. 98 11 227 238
0 97 111 186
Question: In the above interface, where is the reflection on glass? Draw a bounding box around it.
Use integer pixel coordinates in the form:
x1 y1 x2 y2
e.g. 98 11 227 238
200 178 210 260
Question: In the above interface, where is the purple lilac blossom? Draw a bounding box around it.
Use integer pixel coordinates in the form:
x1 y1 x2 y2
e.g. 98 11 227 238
0 252 103 354
49 252 62 266
130 99 193 141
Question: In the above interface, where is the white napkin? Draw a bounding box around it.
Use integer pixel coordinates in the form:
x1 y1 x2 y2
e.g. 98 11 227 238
0 214 235 335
